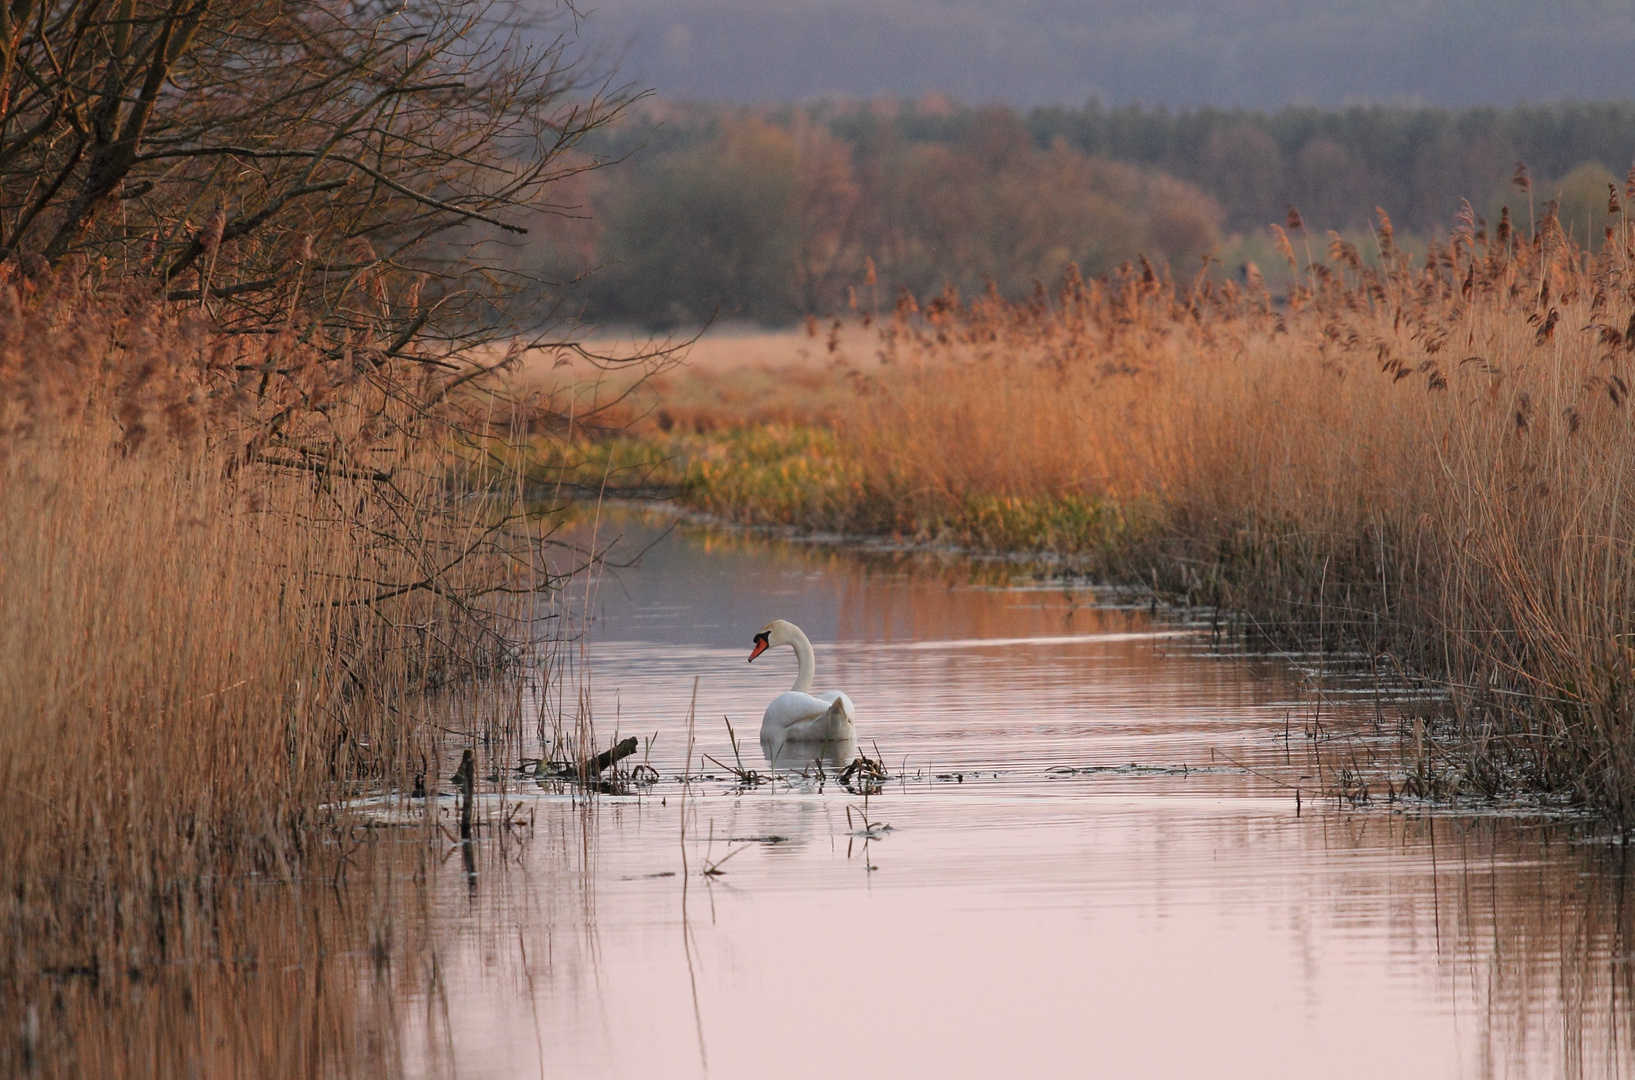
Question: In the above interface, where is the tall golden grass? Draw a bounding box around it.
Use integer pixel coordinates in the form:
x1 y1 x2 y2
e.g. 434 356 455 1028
635 195 1635 816
0 266 542 1074
870 206 1635 800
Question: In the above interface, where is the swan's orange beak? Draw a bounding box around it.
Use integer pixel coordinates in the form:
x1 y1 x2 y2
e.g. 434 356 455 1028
748 633 769 662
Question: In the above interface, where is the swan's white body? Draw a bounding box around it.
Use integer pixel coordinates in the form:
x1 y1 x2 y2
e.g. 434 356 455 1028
749 620 856 766
763 689 855 741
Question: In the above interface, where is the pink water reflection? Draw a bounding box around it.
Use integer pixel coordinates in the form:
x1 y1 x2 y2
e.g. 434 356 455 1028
402 519 1634 1079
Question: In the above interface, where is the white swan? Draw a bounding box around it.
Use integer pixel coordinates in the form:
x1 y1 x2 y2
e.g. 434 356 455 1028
748 619 856 766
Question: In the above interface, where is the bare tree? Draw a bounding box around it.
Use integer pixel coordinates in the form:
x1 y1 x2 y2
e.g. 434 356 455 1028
0 0 626 353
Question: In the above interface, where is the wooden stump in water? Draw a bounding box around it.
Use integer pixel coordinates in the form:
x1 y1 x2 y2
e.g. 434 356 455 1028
452 748 476 839
579 736 638 778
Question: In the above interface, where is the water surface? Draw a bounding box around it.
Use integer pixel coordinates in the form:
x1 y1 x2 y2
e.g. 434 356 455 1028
407 518 1635 1079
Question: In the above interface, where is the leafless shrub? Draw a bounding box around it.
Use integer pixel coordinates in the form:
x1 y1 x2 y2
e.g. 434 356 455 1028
0 0 627 351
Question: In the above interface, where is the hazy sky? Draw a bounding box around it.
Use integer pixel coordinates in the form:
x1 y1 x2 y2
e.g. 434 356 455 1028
571 0 1635 108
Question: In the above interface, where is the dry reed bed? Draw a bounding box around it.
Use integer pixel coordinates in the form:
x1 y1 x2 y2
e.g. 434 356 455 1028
0 269 545 1076
640 200 1635 817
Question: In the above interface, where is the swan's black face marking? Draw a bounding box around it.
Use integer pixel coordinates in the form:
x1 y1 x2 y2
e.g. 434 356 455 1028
748 632 769 662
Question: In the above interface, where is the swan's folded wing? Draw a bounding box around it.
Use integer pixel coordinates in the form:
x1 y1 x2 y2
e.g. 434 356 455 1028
819 691 855 721
762 691 834 732
780 693 855 741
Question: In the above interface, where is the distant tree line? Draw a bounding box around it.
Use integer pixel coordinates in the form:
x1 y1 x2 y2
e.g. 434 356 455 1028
1018 100 1635 235
530 99 1635 327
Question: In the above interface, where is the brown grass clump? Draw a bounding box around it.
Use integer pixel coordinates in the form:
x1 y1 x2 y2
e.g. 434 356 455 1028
0 265 544 1075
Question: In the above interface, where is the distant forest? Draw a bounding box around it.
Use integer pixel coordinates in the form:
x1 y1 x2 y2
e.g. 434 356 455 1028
1020 100 1635 235
521 100 1635 327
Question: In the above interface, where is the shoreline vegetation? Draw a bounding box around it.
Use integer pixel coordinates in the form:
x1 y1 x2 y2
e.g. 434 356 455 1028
0 273 563 1078
0 0 633 1072
533 193 1635 821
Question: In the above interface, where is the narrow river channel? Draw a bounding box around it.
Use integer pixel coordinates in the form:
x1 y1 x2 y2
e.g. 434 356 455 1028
394 515 1635 1079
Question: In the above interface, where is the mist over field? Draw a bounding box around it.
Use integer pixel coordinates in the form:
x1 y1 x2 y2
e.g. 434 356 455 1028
573 0 1635 108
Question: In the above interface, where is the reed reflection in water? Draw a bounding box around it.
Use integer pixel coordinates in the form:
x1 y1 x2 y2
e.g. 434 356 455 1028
31 518 1635 1078
393 792 1635 1079
41 790 1635 1078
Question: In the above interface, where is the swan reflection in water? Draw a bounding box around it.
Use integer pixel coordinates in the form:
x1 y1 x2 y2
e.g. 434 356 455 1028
760 734 860 774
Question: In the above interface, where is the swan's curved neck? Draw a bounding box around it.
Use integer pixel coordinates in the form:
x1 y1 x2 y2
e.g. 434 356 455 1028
786 625 815 693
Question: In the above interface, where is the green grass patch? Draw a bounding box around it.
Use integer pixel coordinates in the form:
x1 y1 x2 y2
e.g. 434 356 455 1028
521 424 1161 563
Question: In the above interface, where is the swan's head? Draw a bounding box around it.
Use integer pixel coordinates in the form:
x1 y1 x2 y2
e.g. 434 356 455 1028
748 619 797 662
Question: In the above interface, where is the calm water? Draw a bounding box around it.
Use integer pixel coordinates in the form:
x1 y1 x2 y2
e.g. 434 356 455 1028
396 519 1635 1079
